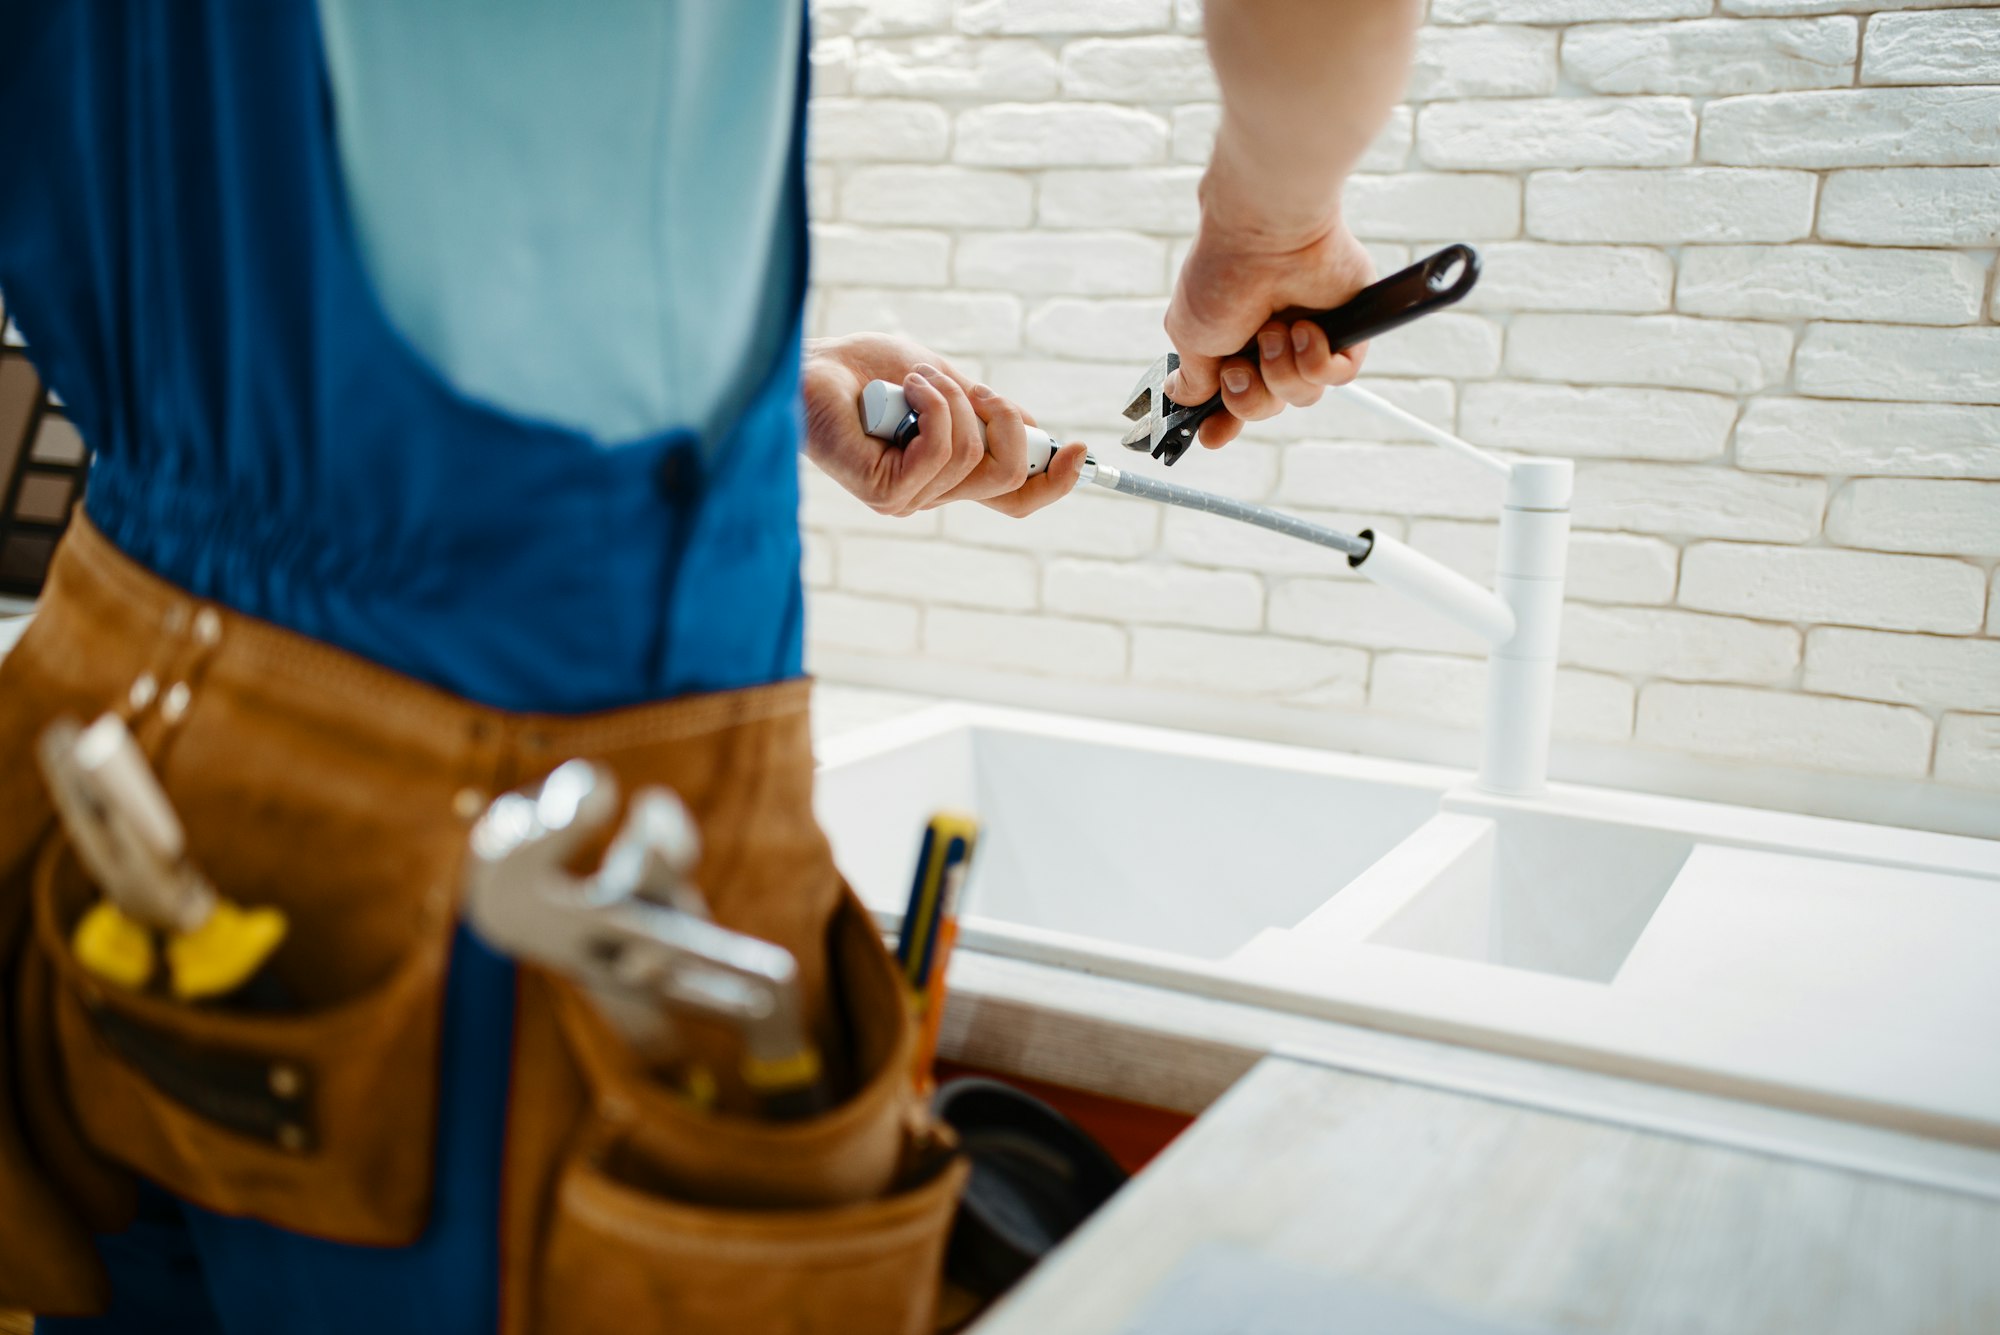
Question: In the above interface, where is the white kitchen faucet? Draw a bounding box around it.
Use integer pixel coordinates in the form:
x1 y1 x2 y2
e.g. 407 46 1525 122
1332 387 1573 797
860 377 1573 796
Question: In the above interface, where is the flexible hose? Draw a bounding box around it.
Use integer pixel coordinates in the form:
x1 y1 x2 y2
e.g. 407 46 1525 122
1087 463 1371 561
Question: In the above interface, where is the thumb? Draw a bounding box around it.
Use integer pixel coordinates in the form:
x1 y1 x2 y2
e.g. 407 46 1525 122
1164 351 1221 406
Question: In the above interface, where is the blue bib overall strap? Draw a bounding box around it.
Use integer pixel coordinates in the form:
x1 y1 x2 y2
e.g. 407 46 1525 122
0 3 812 1331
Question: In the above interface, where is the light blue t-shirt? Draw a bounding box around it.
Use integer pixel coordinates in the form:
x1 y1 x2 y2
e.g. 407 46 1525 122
316 0 804 445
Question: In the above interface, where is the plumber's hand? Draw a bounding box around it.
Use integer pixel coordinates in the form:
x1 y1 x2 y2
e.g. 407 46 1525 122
802 334 1086 517
1164 211 1377 450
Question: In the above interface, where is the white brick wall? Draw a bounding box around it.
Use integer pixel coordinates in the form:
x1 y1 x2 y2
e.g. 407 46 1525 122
804 0 2000 797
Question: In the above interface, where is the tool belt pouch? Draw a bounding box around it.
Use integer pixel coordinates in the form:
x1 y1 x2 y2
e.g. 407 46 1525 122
30 829 455 1244
524 887 968 1335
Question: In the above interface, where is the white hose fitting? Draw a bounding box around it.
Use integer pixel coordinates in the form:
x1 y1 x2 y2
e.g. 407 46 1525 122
1353 532 1516 647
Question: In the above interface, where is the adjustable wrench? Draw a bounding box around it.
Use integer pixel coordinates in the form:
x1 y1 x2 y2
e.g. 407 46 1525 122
1121 244 1480 465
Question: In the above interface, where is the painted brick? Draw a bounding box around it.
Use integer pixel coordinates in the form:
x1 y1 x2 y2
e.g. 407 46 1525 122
810 98 950 160
1277 443 1508 520
955 231 1167 296
1409 522 1681 605
1804 628 2000 712
1408 26 1560 101
1358 108 1418 174
1701 88 2000 168
1936 713 2000 790
1827 479 2000 557
1991 570 1999 635
1505 314 1793 394
957 0 1170 34
1458 243 1674 313
1572 463 1825 543
1044 558 1263 630
805 591 921 654
808 165 837 221
1724 0 1983 13
1024 297 1168 357
1864 10 2000 86
803 531 835 588
983 358 1137 425
1636 683 1932 778
1271 580 1491 655
811 38 855 96
801 465 944 535
810 224 952 287
1370 653 1636 742
1060 35 1217 101
1342 174 1522 241
1132 628 1369 705
1563 18 1856 94
1819 168 2000 247
1176 0 1202 32
851 36 1060 97
1360 314 1504 379
1677 245 1986 325
1735 400 2000 479
1460 383 1735 461
924 607 1129 679
840 536 1039 610
1161 507 1395 577
841 165 1033 226
821 288 1021 353
1038 168 1204 231
1173 105 1413 172
1680 543 1988 633
815 0 953 38
943 488 1160 558
956 103 1168 166
1235 378 1457 443
1526 169 1816 243
1419 98 1696 170
1433 0 1707 22
1563 604 1801 683
1169 104 1220 164
1363 242 1414 274
1795 324 2000 407
1568 533 1682 605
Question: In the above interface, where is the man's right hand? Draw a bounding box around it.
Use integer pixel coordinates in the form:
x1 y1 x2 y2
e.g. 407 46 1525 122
1163 210 1377 451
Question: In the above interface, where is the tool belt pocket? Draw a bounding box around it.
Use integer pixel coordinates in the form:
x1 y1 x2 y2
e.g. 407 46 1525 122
528 889 968 1335
30 832 457 1244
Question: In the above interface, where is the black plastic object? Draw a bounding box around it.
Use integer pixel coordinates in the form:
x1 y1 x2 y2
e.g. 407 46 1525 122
1125 243 1482 466
934 1076 1130 1299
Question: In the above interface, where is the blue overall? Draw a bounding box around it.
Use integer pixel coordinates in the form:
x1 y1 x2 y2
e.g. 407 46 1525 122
0 2 810 1329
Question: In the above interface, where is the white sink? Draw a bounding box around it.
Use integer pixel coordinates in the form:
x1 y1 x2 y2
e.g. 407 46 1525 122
814 704 1458 963
1365 807 1692 983
816 700 2000 1150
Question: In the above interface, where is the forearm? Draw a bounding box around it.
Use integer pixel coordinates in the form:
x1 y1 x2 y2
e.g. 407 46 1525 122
1201 0 1421 245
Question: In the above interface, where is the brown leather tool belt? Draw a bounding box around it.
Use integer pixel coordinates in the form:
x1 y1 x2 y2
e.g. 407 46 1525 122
0 518 963 1331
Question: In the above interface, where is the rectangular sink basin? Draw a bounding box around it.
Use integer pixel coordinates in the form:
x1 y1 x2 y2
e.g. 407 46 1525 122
814 704 1459 963
1368 808 1694 983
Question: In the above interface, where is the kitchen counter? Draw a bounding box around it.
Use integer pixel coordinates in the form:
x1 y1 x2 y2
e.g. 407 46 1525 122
975 1053 2000 1334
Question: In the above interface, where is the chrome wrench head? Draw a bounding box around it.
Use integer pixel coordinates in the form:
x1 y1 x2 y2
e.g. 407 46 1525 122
1119 352 1217 465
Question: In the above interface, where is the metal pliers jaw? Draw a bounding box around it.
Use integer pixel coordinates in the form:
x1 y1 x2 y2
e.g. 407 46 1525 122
1119 352 1214 466
464 760 825 1113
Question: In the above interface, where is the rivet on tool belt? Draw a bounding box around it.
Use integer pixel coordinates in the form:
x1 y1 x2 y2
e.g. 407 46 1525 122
88 1007 316 1153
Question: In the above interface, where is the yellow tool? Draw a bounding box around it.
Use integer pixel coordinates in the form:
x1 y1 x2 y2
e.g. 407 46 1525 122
38 714 288 1001
895 812 980 1089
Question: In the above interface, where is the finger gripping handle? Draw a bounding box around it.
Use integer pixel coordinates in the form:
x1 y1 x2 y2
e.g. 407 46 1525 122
1147 244 1482 467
